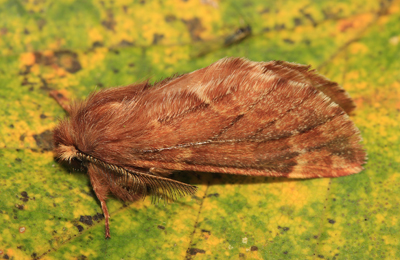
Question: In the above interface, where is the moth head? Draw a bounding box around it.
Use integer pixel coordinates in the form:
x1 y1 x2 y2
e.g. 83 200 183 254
56 144 78 162
54 144 86 171
53 120 86 171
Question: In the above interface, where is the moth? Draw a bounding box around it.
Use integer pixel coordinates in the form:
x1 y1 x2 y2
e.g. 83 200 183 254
52 57 366 238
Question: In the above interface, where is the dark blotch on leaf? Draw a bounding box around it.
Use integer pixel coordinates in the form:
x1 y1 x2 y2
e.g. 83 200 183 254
283 38 295 44
278 226 290 232
79 215 93 226
33 130 53 150
165 14 176 22
152 33 164 44
118 40 133 47
328 219 336 224
294 17 303 26
181 17 205 41
20 191 29 202
187 248 206 255
54 50 82 73
157 225 165 230
92 41 104 48
250 246 258 251
101 10 116 31
207 193 219 198
76 225 84 232
92 213 104 221
201 229 211 234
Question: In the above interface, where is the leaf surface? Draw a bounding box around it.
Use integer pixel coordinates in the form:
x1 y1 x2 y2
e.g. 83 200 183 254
0 0 399 259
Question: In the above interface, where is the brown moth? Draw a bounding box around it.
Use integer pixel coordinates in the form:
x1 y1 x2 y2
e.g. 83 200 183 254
52 57 366 238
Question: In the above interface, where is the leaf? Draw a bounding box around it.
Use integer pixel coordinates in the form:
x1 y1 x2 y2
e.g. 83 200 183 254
0 0 399 259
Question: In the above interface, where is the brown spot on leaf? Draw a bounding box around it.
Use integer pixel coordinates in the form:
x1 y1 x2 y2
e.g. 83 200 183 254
92 41 104 48
76 225 84 232
55 50 82 73
283 38 295 44
118 40 134 47
0 27 7 36
157 225 165 230
201 229 211 234
250 246 258 251
33 52 51 66
278 226 290 232
79 215 93 226
299 9 317 27
20 191 29 202
328 219 336 224
224 26 252 47
207 193 219 197
274 24 286 31
165 14 176 22
152 33 164 44
33 129 53 150
92 212 104 221
36 19 46 30
101 10 116 31
15 204 24 210
182 17 205 41
293 17 303 26
187 248 206 255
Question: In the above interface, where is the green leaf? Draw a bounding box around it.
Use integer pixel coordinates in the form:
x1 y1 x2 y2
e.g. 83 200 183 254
0 0 399 259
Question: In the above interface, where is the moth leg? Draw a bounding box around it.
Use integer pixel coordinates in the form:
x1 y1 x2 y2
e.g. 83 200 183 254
100 201 111 239
87 164 111 239
49 90 72 114
149 167 174 177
